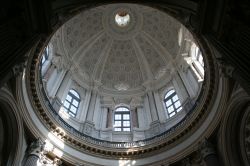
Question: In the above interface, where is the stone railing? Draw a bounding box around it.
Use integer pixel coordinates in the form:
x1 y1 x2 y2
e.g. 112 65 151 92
25 36 217 158
40 80 195 148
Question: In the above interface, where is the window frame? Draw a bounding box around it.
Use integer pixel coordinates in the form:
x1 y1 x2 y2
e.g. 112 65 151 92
41 46 49 65
191 44 204 80
63 89 80 117
114 107 131 132
164 89 182 118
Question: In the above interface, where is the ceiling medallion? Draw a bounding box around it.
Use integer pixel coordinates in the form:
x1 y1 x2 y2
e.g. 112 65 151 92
115 11 130 27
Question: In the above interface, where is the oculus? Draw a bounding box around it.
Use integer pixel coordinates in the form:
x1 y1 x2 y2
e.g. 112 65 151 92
115 11 130 27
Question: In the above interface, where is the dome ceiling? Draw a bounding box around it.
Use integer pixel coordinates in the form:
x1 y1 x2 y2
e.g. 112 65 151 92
51 4 181 95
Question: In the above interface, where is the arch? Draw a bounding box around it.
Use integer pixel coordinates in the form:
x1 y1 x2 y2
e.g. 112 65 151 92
164 89 182 117
0 88 24 165
21 0 223 162
218 86 250 166
114 107 131 131
63 89 81 117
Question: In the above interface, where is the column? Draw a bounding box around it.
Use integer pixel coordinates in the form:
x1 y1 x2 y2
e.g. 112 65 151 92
101 107 108 130
147 91 159 122
93 95 101 129
186 68 199 95
153 91 167 123
172 72 189 102
23 138 45 166
48 69 66 98
41 60 51 76
200 139 220 166
81 90 97 135
107 108 113 128
43 63 55 81
144 94 152 125
137 106 146 129
46 68 57 96
78 90 91 122
86 91 97 122
131 108 139 128
55 71 71 101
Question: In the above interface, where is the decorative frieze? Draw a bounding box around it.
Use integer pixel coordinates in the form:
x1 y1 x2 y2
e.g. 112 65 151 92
24 3 219 160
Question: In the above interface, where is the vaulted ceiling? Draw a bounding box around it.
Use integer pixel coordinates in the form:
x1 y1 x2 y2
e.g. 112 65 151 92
50 4 182 95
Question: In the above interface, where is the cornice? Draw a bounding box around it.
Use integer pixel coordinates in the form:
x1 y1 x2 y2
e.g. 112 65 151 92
14 3 230 165
21 29 220 161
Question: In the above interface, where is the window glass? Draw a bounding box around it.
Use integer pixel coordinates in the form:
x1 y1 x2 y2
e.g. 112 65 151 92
166 100 172 107
64 101 70 108
115 114 121 120
123 128 130 131
165 90 175 98
172 95 178 102
70 106 77 113
66 95 72 101
41 46 49 65
123 121 130 127
115 128 122 131
63 89 80 117
191 43 204 79
72 100 79 107
175 101 181 108
123 114 130 120
168 106 174 113
164 89 182 117
114 107 131 131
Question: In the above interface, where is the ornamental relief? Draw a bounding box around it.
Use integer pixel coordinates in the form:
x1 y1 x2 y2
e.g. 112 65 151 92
63 8 103 56
101 40 143 90
78 33 111 77
135 34 166 78
26 2 217 160
49 3 184 93
142 10 181 57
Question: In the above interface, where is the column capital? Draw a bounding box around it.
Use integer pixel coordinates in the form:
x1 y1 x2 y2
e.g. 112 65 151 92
217 58 235 78
53 158 62 165
143 80 155 92
12 62 26 77
199 139 216 159
27 138 46 156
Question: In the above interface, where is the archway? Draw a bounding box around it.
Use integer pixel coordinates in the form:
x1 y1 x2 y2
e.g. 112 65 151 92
0 89 23 165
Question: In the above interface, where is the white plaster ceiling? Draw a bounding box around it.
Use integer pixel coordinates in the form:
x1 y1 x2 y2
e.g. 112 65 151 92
51 3 181 95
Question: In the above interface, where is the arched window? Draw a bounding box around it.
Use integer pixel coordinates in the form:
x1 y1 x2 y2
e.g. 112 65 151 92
63 89 80 117
114 107 131 131
190 43 204 80
164 89 182 117
41 46 49 65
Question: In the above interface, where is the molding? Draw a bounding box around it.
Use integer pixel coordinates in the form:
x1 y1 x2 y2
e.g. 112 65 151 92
218 86 250 166
0 87 24 166
20 25 222 163
15 3 229 165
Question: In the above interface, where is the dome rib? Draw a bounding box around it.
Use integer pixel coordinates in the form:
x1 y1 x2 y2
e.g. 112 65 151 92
71 30 104 61
93 38 114 81
131 37 154 81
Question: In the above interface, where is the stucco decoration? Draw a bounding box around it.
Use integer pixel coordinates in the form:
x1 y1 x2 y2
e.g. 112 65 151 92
63 7 104 56
52 3 182 95
101 40 143 91
142 10 180 57
135 34 167 79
